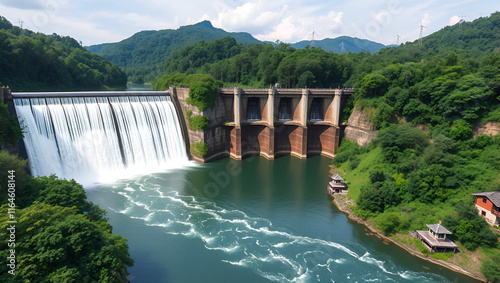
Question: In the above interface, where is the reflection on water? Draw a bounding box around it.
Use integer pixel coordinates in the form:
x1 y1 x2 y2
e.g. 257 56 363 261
86 156 480 283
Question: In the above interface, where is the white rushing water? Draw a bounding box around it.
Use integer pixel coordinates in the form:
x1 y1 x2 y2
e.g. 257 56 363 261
98 175 451 283
14 95 189 185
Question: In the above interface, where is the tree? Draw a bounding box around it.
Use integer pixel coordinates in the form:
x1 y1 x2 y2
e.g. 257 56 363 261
449 119 472 141
0 203 133 282
0 103 23 147
297 71 316 88
186 74 221 111
33 175 107 222
0 151 34 207
358 73 388 98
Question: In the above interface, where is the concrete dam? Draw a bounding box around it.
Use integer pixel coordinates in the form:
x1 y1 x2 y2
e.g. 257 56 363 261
1 87 353 180
171 87 354 162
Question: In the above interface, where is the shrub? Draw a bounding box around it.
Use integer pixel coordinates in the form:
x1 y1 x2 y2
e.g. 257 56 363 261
186 74 222 111
0 102 23 147
481 252 500 282
190 142 209 157
374 212 408 235
187 115 210 131
449 119 472 141
416 240 430 256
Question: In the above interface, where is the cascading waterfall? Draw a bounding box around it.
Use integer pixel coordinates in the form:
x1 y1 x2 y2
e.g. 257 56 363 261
14 93 189 185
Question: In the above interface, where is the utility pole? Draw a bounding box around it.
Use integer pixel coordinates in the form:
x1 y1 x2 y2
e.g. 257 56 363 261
18 19 24 35
459 14 466 29
338 42 346 53
418 21 426 46
311 29 318 48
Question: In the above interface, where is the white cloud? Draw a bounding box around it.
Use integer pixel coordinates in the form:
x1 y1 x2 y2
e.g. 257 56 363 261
449 15 460 25
421 13 431 27
213 1 286 34
373 11 391 27
253 10 342 43
2 0 500 46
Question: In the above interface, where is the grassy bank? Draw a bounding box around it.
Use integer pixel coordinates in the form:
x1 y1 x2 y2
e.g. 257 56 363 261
331 133 500 282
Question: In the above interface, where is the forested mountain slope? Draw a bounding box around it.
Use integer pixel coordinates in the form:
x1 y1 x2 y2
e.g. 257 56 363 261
87 20 389 83
332 12 500 281
86 21 262 83
0 16 126 91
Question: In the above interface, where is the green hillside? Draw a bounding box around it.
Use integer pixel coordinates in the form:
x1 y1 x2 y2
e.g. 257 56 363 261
87 20 389 84
332 12 500 281
0 16 126 91
86 21 262 83
290 36 387 53
155 38 352 88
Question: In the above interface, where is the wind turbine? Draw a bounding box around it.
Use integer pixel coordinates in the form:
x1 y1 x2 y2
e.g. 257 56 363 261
395 34 401 45
418 21 426 45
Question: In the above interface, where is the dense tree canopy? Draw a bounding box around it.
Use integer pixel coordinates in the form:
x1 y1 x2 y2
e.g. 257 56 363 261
0 16 126 91
0 152 133 282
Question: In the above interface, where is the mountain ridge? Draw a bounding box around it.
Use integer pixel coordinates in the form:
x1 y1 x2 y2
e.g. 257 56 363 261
86 21 389 83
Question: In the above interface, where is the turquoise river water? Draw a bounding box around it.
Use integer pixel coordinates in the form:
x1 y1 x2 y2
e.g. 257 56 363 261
86 156 480 283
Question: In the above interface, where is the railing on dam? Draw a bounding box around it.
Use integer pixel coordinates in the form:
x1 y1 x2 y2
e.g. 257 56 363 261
219 87 355 96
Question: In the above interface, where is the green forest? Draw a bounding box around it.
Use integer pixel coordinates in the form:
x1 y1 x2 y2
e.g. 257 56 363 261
155 12 500 93
154 12 500 281
332 13 500 282
0 151 134 282
0 16 127 91
86 20 388 84
86 21 262 84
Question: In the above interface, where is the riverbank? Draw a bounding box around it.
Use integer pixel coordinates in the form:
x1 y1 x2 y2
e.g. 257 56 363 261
330 193 487 282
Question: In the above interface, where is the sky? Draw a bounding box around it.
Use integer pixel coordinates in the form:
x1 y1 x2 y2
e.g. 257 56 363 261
1 0 499 46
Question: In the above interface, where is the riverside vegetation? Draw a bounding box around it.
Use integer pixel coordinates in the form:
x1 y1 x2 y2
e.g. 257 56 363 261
153 12 500 281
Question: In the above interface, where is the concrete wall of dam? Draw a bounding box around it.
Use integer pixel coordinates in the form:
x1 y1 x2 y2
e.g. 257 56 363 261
172 86 354 163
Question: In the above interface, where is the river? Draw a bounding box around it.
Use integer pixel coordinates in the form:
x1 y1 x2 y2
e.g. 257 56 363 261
86 155 480 283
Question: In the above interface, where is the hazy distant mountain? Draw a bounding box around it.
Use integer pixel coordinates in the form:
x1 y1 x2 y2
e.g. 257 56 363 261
290 36 387 53
86 21 262 83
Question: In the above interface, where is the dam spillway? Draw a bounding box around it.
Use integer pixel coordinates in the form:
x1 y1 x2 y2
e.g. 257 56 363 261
13 91 188 184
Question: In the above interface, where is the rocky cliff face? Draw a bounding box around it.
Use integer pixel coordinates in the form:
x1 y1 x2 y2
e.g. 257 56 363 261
344 107 377 146
473 121 500 138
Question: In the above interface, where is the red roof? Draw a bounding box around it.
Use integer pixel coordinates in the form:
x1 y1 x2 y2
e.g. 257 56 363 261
471 192 500 207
